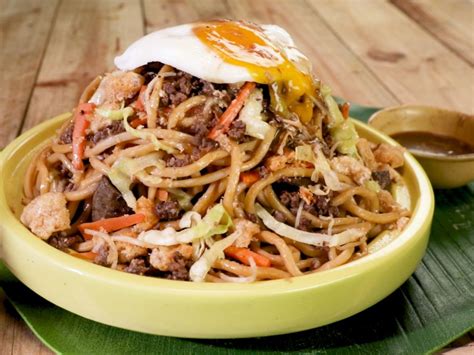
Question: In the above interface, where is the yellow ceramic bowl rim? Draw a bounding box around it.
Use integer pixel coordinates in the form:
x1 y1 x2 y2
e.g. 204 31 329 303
0 116 434 295
368 104 474 162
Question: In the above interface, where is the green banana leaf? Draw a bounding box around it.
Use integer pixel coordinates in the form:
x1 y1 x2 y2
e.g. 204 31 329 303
1 102 473 354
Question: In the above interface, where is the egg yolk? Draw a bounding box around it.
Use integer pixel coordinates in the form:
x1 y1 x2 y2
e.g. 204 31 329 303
193 20 316 123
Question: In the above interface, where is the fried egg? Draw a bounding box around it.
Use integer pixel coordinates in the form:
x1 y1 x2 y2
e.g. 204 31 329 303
114 20 317 122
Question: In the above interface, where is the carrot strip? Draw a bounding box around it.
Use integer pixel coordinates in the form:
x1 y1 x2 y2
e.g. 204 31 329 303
225 246 271 267
208 81 256 140
134 85 147 112
130 117 147 128
157 189 169 202
72 102 95 170
341 102 350 119
79 214 145 240
72 251 98 261
240 171 260 186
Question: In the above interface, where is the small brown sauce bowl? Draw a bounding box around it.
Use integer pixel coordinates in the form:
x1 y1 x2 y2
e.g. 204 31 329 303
368 105 474 189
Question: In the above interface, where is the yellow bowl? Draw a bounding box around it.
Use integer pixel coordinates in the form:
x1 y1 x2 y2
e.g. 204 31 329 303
368 105 474 189
0 116 434 338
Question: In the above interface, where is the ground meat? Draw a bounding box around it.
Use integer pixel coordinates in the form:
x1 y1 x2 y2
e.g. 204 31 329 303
273 210 287 222
55 161 73 179
227 119 246 141
94 243 109 266
59 122 74 144
87 120 125 144
191 137 219 161
246 212 258 223
154 200 181 221
311 195 340 217
48 235 82 251
161 71 198 106
257 165 269 178
296 216 312 231
372 170 391 190
165 154 191 167
165 253 191 281
125 258 149 275
162 70 232 107
280 190 339 219
142 62 164 83
91 177 132 221
188 116 210 137
199 80 215 95
322 124 333 150
280 191 301 212
278 177 312 186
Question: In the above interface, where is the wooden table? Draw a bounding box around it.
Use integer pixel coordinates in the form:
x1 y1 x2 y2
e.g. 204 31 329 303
1 0 473 353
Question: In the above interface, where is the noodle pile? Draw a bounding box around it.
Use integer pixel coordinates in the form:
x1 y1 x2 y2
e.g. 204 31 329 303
20 60 410 282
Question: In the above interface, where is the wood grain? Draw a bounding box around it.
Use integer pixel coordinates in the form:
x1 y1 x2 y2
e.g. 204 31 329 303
391 0 474 66
0 0 59 148
21 0 144 133
310 0 474 114
0 290 53 355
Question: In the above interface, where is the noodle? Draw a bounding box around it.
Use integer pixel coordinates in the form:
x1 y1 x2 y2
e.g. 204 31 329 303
167 95 207 129
258 232 303 276
244 167 313 214
223 142 242 216
146 65 173 128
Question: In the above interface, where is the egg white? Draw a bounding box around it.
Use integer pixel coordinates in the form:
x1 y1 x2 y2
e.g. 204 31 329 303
114 22 311 84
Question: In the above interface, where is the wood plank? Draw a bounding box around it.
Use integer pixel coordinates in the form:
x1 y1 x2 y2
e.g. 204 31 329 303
21 0 144 133
0 290 52 355
0 0 59 148
310 0 474 114
143 0 201 31
143 0 399 108
391 0 474 66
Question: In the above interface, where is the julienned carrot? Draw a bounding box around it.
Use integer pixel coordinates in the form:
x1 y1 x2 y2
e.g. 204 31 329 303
208 81 256 140
72 102 95 170
341 102 350 119
72 251 98 261
240 171 260 186
130 117 147 128
79 214 145 240
157 189 169 202
224 246 272 267
134 85 147 112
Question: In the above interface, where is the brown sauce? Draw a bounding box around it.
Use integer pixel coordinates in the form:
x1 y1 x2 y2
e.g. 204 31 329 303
391 131 474 156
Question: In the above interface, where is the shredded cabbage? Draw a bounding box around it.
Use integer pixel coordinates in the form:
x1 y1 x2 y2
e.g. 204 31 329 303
96 103 134 120
365 179 381 193
238 89 270 139
308 184 329 196
138 203 233 246
123 115 177 154
168 188 193 211
179 211 202 229
255 204 364 247
295 145 347 191
189 227 241 282
108 153 164 210
321 84 359 157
